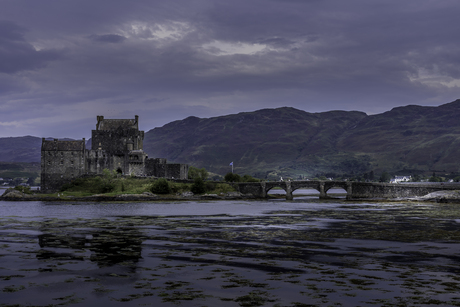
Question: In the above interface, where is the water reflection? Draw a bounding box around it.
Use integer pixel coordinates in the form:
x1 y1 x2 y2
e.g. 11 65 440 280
268 188 347 199
1 200 460 306
37 227 143 267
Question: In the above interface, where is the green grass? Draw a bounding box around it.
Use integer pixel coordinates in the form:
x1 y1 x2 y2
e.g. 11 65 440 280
57 176 236 197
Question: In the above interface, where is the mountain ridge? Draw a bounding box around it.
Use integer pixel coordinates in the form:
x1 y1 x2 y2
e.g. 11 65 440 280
2 100 460 178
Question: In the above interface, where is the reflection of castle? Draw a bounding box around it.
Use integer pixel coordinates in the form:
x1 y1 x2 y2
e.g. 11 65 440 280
38 229 143 267
41 115 188 192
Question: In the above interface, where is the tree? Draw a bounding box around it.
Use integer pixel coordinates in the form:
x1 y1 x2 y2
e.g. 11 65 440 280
429 175 442 182
242 174 260 182
379 172 392 183
27 176 36 186
369 170 375 181
191 178 206 194
151 178 171 194
411 174 421 182
188 166 208 180
224 172 241 182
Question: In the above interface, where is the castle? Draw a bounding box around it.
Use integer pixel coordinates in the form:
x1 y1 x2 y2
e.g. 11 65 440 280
40 115 189 192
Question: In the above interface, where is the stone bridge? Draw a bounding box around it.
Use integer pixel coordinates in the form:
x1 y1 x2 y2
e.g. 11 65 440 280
235 180 460 200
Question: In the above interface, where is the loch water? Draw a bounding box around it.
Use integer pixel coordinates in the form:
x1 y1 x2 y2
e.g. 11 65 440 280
1 194 460 306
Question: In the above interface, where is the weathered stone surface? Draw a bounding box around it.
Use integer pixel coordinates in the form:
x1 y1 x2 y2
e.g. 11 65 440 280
41 115 189 192
116 193 158 199
226 191 242 197
1 189 32 199
409 190 460 203
235 180 460 200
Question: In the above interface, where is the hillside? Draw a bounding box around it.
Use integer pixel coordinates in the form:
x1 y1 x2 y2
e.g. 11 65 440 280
338 100 460 173
3 100 460 179
144 100 460 178
143 107 367 177
0 136 42 162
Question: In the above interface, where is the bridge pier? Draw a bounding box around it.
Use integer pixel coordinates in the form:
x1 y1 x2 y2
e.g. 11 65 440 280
236 180 460 200
319 182 327 199
346 182 352 200
285 181 293 200
261 182 267 198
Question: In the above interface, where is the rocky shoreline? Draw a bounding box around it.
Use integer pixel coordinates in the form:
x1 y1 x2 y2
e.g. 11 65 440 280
0 188 254 202
3 187 460 203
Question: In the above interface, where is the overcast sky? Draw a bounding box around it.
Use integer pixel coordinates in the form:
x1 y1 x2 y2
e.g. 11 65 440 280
1 0 460 139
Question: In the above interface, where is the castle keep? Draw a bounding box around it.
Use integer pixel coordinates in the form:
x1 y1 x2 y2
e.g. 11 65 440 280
41 115 188 192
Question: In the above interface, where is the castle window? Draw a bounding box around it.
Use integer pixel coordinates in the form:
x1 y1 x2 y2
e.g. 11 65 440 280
71 161 74 165
48 161 51 165
60 161 64 165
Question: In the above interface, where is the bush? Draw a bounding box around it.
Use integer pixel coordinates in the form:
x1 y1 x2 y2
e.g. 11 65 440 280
151 178 171 194
210 183 235 194
242 174 260 182
100 182 115 193
14 185 32 194
379 172 392 183
191 178 206 194
224 172 241 182
188 166 208 180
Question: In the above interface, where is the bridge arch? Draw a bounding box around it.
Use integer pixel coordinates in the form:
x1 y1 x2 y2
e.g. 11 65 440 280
236 181 460 200
265 182 288 198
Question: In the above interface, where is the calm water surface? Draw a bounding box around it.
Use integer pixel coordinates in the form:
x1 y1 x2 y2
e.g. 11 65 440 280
1 197 460 306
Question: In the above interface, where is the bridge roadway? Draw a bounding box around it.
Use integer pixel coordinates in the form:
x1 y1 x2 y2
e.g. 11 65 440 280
235 180 460 200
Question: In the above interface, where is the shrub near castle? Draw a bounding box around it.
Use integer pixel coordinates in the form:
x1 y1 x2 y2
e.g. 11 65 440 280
150 178 171 194
57 172 235 197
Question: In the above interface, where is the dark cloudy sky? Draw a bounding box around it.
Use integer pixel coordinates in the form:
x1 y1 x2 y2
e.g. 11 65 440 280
1 0 460 139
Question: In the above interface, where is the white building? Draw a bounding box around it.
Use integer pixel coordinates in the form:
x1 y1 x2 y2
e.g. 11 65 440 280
390 175 411 183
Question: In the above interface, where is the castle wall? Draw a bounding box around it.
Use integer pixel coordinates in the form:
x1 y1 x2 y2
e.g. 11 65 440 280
145 158 166 177
41 139 86 192
145 158 188 179
166 164 189 179
129 162 144 176
40 116 189 192
86 149 111 174
92 129 143 154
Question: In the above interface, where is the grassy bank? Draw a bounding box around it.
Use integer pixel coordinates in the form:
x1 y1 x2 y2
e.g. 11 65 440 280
58 174 236 198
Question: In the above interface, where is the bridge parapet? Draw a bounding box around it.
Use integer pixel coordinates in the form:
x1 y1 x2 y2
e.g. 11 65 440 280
349 182 460 199
237 180 345 199
235 180 460 200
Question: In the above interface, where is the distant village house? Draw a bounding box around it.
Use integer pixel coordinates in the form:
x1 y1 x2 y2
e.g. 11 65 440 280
390 175 411 183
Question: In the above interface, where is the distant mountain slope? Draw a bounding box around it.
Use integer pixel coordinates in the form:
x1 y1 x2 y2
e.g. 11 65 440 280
3 100 460 178
0 137 80 163
144 100 460 177
0 136 42 162
143 107 367 176
337 100 460 172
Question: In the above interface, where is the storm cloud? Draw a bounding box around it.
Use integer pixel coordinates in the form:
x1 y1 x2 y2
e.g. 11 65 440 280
1 0 460 138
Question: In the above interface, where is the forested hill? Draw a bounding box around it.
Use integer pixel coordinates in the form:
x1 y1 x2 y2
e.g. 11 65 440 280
3 99 460 178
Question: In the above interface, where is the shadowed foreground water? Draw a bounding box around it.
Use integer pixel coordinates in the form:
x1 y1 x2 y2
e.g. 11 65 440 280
1 197 460 306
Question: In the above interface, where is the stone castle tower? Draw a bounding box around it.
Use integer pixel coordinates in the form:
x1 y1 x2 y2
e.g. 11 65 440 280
41 115 188 192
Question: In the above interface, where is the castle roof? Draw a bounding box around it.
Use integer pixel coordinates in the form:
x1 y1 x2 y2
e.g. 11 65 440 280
96 116 139 131
42 139 85 151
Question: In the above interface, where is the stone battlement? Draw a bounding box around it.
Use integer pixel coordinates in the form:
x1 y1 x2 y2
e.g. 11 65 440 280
41 116 188 192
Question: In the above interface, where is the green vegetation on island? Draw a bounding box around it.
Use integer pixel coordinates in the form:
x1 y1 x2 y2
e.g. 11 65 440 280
57 169 235 198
